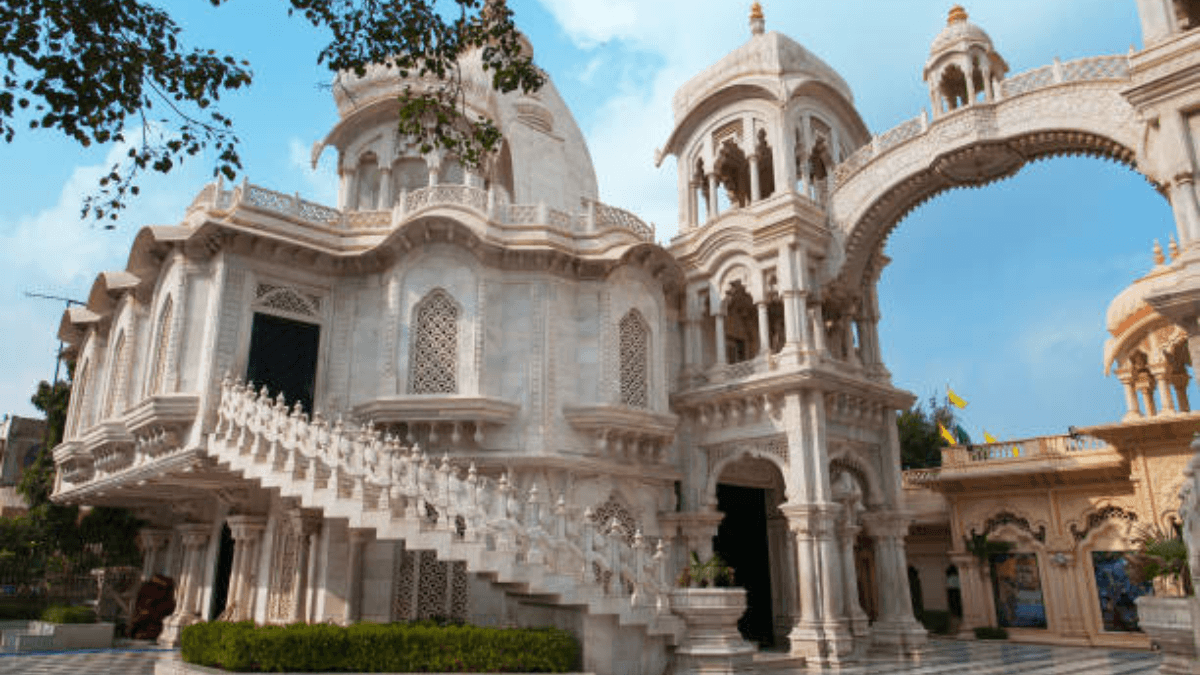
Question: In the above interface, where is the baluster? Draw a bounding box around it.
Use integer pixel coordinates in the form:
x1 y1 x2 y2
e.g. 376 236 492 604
607 518 622 596
581 508 595 580
526 485 545 565
403 445 420 520
631 529 646 607
552 493 567 572
437 454 453 532
463 463 479 541
496 474 516 553
653 539 668 612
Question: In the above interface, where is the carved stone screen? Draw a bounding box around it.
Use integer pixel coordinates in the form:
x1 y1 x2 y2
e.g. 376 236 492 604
408 291 459 395
619 310 649 408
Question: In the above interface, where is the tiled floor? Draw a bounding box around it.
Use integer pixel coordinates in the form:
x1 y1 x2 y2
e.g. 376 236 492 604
0 639 1164 674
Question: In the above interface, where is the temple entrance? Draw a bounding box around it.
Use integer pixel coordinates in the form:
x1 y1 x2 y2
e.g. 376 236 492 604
208 523 235 620
245 312 321 413
713 455 788 648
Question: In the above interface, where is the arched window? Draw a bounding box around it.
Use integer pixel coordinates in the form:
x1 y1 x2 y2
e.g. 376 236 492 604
356 153 381 210
103 331 127 419
939 64 969 110
408 290 460 395
392 157 428 197
148 297 173 395
70 360 93 438
619 309 650 408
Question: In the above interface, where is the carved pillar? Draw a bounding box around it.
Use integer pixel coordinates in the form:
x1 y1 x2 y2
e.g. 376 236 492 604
378 166 393 210
950 551 989 636
782 504 851 663
1152 364 1177 414
675 511 723 562
766 508 796 646
1174 374 1191 412
227 515 267 622
707 173 720 218
1045 551 1087 638
756 301 771 358
748 153 761 203
862 512 927 656
158 523 212 646
688 179 700 227
1138 381 1158 417
840 521 870 638
713 310 728 366
1117 368 1143 420
290 509 323 624
809 305 828 357
345 528 374 624
136 528 171 581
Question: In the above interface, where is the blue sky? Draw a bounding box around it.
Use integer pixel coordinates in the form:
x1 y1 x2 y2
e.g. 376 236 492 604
0 1 1176 442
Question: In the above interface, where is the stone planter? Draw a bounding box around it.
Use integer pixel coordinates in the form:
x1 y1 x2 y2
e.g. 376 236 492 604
1136 596 1199 675
1 621 115 652
669 588 755 675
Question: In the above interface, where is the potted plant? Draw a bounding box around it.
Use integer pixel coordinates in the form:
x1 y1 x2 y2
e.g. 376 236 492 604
669 553 753 675
1129 525 1196 671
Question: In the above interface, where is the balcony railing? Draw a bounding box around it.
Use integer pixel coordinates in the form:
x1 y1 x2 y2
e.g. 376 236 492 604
188 180 655 242
940 432 1112 468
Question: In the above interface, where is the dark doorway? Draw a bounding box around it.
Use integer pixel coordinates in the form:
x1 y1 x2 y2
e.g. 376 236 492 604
208 523 235 620
245 312 321 413
714 483 774 646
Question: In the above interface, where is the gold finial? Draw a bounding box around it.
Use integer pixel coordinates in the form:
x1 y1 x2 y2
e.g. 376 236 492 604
750 2 765 35
1170 234 1180 261
1154 239 1166 266
948 5 968 24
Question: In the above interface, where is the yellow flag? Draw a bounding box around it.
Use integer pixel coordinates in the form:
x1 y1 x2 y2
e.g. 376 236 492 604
984 430 998 444
938 423 957 445
1012 445 1021 457
947 388 968 409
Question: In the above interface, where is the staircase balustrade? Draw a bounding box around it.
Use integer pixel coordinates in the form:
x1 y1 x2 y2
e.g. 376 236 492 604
212 376 673 615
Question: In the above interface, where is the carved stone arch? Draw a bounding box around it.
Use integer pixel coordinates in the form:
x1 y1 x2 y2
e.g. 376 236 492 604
1072 504 1140 551
712 258 761 304
967 506 1049 545
148 294 174 396
827 450 883 508
703 439 790 508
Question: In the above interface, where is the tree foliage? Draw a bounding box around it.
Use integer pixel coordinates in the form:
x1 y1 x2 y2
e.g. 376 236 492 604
0 0 541 224
897 394 970 470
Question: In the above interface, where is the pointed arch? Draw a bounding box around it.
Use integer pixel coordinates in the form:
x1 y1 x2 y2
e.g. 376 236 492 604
618 309 650 408
70 359 94 438
103 330 127 419
148 296 174 395
408 289 461 395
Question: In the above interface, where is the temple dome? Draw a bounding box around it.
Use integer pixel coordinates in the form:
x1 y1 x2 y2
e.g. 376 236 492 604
929 6 996 60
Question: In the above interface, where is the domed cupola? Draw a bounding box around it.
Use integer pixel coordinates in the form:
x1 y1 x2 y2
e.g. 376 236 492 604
924 5 1008 117
658 3 870 230
312 37 599 215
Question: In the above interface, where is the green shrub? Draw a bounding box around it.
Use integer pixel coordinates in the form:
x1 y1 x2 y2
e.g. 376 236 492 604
918 610 951 635
974 626 1008 640
40 604 95 624
181 620 579 672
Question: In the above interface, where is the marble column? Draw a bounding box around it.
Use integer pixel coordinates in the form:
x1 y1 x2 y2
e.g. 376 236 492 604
950 551 991 637
766 509 796 647
707 173 720 218
227 515 267 622
290 509 323 624
840 522 870 639
345 528 374 624
756 301 771 357
782 504 852 664
159 523 213 646
1152 364 1177 414
714 311 728 366
1045 551 1087 639
1117 369 1143 420
862 512 927 656
136 528 171 581
809 305 828 357
748 153 761 203
1173 375 1191 412
1139 383 1158 417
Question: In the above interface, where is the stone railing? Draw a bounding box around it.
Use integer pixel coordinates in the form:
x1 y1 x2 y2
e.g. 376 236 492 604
213 378 672 611
940 432 1111 468
901 468 941 489
833 54 1130 187
189 180 655 242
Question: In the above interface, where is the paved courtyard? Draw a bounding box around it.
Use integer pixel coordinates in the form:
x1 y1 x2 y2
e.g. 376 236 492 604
0 639 1164 675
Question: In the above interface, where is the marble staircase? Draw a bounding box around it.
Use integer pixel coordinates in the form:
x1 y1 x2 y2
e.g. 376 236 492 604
204 377 685 648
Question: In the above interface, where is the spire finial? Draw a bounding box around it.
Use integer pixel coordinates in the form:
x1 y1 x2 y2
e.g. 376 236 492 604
1170 234 1180 261
948 5 968 24
1154 239 1166 266
750 3 765 35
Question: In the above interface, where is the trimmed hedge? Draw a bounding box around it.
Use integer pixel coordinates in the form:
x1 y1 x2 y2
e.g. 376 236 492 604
41 604 96 624
917 610 952 635
182 620 580 673
973 626 1009 640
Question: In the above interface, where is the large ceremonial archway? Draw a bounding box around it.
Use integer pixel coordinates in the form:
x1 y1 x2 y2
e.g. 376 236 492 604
827 55 1154 297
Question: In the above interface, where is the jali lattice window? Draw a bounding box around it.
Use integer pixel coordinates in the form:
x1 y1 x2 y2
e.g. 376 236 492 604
619 309 649 408
408 290 460 395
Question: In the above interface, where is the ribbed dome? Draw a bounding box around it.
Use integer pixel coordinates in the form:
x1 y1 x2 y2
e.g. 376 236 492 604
1105 265 1173 335
930 10 995 60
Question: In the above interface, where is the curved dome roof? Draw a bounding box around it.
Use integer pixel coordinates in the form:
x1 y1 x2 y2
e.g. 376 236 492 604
1105 253 1173 335
929 6 996 59
671 30 855 125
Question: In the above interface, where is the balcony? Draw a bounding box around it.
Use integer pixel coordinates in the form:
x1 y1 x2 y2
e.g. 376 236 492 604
926 432 1127 491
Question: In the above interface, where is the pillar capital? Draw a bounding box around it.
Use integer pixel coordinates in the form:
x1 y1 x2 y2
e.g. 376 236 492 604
348 528 375 546
136 527 171 553
860 511 913 540
289 508 323 537
176 523 212 549
227 515 268 541
781 503 842 539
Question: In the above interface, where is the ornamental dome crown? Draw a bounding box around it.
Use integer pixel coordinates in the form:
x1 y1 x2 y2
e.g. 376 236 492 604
924 5 1008 80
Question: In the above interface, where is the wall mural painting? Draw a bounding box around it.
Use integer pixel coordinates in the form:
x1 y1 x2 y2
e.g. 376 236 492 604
1091 551 1151 633
990 553 1047 629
